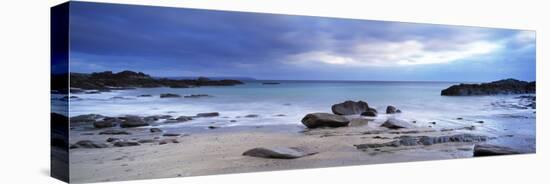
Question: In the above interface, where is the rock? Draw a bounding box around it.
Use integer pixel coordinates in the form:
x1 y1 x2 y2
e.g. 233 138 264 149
386 105 401 114
381 118 414 129
208 126 220 129
93 118 117 129
274 114 286 117
99 130 131 135
138 139 156 143
355 134 488 150
138 94 152 97
73 140 109 149
106 137 121 142
113 141 140 147
301 113 350 128
184 94 210 98
196 112 220 117
476 121 484 124
70 70 243 90
163 133 181 137
242 147 317 159
160 93 181 98
159 139 179 145
175 116 193 122
150 128 162 133
244 114 259 118
429 121 436 125
473 144 520 157
361 108 377 117
441 79 536 96
331 100 369 115
262 82 280 85
70 114 104 123
119 116 148 128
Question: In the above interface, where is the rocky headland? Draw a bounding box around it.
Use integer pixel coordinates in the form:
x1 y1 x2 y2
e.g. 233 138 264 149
68 70 243 92
441 79 535 96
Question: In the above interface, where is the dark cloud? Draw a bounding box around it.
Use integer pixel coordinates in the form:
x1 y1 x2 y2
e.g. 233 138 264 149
68 1 535 81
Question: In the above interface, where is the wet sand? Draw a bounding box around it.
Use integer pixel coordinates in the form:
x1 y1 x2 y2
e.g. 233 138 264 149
69 118 499 183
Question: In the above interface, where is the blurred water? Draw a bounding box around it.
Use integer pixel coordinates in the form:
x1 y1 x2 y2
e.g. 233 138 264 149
63 80 535 151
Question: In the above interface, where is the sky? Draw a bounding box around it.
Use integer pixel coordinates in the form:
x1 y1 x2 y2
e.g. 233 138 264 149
68 2 536 82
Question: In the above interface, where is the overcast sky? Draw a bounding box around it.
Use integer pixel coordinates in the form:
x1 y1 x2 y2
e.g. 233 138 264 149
69 2 536 82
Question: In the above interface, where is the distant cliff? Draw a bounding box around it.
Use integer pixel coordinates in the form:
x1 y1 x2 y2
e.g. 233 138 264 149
441 79 535 96
69 70 243 90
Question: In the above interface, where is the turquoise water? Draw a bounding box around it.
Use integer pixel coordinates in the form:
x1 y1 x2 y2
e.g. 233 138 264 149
63 80 535 152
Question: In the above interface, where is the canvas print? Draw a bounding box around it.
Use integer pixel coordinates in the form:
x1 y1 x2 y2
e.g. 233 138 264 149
51 1 536 183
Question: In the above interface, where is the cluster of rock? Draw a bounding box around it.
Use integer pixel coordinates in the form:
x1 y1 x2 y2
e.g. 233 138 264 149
441 79 536 96
69 70 243 91
70 112 219 129
354 134 488 149
301 100 403 129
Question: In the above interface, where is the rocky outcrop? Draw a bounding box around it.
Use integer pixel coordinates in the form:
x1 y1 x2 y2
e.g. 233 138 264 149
93 117 118 129
380 118 414 129
160 93 181 98
473 144 520 157
331 101 369 115
441 79 536 96
119 116 148 128
184 94 210 98
242 147 317 159
354 134 488 150
196 112 220 117
301 113 350 128
70 70 244 90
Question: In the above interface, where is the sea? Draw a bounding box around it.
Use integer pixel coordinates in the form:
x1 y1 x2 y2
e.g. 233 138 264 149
53 80 536 152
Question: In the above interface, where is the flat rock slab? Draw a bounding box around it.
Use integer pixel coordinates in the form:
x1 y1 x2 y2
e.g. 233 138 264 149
355 134 488 150
473 144 521 157
243 147 318 159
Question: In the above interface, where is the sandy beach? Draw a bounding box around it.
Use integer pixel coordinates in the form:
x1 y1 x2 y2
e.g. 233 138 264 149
69 116 518 183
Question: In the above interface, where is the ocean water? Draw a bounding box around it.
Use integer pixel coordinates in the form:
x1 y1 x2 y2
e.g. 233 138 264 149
61 80 536 151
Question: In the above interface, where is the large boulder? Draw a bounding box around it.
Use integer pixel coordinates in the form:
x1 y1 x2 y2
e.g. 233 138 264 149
242 147 317 159
331 100 369 115
441 79 536 96
119 116 148 128
473 144 520 157
301 113 350 128
381 118 414 129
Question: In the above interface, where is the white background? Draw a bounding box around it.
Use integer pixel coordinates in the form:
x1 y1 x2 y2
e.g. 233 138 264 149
0 0 547 183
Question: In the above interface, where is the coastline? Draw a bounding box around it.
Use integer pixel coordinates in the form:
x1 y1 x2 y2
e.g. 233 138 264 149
68 109 535 183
